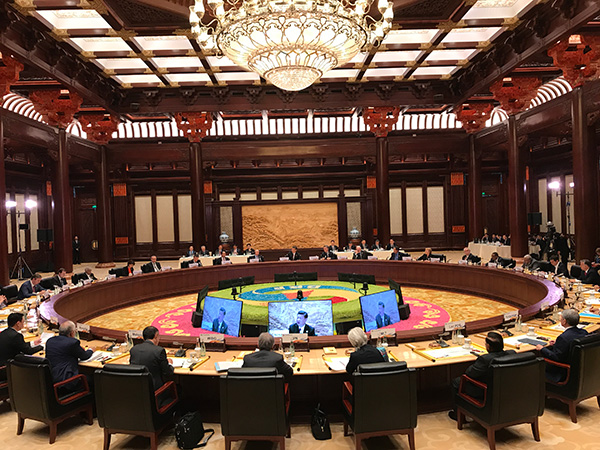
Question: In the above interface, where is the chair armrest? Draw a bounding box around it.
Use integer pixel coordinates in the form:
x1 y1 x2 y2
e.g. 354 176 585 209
342 381 353 415
544 358 571 386
155 381 178 414
284 382 290 415
0 365 6 389
53 374 90 405
458 374 487 408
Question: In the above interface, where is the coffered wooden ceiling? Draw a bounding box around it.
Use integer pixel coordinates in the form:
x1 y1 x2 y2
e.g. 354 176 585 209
1 0 600 114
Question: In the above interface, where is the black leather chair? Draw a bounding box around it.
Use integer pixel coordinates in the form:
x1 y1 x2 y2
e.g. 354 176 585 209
1 284 19 303
71 272 85 284
570 264 582 279
141 263 154 273
94 364 178 450
342 362 417 450
545 333 600 423
220 367 290 450
0 364 8 402
456 352 545 450
108 267 129 278
7 354 93 444
431 253 447 263
40 277 57 290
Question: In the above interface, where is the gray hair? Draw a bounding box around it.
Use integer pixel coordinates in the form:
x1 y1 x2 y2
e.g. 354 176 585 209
348 327 368 349
561 309 580 327
59 320 76 337
257 332 275 351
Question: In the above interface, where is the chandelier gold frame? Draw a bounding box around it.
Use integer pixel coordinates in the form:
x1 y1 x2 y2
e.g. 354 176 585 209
189 0 394 91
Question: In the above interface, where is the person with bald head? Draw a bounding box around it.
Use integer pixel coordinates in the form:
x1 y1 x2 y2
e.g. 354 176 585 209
45 320 95 390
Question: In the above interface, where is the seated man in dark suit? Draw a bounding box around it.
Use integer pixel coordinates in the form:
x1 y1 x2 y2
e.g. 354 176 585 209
185 245 195 257
522 254 536 271
375 302 392 328
481 233 489 243
286 246 302 261
45 320 94 391
0 313 43 366
461 247 481 264
215 244 224 256
389 247 402 261
549 254 568 277
82 267 97 282
130 326 174 393
242 332 293 381
198 245 210 256
213 250 231 265
345 327 388 374
319 245 337 260
371 239 383 251
417 247 432 261
231 244 241 255
329 240 339 252
17 273 46 300
535 309 588 382
448 331 514 420
211 307 229 334
181 253 202 268
288 310 316 336
385 239 397 250
352 246 370 260
247 249 264 262
243 243 254 255
148 255 162 273
51 268 68 288
579 259 600 285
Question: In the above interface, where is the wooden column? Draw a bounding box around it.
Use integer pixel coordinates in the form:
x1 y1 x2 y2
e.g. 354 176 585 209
468 134 482 240
53 128 73 272
507 116 528 257
375 136 390 243
571 87 599 261
95 145 114 267
0 117 9 285
190 141 206 248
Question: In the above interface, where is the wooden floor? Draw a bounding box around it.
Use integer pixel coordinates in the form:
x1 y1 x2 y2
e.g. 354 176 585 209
0 397 599 449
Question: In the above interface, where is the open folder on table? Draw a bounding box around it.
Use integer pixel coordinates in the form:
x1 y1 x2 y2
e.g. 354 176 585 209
214 360 243 372
323 356 349 371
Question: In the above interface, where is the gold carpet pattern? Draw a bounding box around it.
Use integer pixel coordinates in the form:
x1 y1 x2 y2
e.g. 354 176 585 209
1 397 599 449
84 287 514 332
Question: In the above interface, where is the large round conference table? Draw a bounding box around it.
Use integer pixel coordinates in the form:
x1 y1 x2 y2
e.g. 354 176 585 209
38 260 563 420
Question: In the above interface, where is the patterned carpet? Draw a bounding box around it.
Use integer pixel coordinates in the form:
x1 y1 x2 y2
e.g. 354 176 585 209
1 397 599 449
85 286 514 336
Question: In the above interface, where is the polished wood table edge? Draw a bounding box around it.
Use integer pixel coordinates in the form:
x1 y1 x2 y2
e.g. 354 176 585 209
39 261 564 348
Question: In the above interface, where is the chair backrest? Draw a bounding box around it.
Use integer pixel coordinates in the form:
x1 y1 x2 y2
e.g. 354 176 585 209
2 285 19 302
570 265 582 279
489 352 545 425
220 368 287 437
567 333 600 400
352 362 417 434
7 355 56 420
94 364 160 432
40 277 56 290
141 263 153 273
71 273 85 284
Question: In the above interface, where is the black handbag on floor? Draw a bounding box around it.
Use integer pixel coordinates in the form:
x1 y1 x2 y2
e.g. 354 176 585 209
175 412 214 449
311 404 332 440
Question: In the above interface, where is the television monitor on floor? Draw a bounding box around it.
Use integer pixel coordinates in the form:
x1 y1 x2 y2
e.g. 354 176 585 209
200 296 243 337
359 290 401 332
387 278 405 305
195 285 210 312
268 300 334 338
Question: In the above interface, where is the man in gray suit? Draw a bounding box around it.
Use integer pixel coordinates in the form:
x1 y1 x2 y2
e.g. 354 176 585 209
242 332 293 381
129 326 174 391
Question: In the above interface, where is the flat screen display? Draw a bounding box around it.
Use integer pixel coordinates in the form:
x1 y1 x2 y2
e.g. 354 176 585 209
359 290 401 332
200 296 243 337
268 300 334 338
195 285 209 311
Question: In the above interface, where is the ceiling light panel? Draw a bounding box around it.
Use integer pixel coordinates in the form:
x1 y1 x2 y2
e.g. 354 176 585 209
382 29 440 45
94 59 149 70
372 51 423 63
442 27 503 43
113 74 162 85
411 66 457 77
164 73 211 84
35 9 111 30
151 57 204 69
426 49 478 61
462 0 537 21
132 36 194 51
364 67 408 79
67 37 131 53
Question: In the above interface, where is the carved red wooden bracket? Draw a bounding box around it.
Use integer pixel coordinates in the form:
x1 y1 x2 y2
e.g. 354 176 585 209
30 90 83 128
78 114 120 144
454 103 493 134
0 54 23 99
548 35 600 87
363 107 400 137
175 112 214 142
489 77 542 115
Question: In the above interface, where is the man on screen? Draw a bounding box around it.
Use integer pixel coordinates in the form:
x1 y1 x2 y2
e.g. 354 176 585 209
288 310 316 336
375 302 392 328
212 307 229 334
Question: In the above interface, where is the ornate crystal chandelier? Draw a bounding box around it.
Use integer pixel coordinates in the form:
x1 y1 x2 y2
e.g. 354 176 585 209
189 0 394 91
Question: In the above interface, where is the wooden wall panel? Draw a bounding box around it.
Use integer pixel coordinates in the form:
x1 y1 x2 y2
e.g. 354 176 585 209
134 195 153 243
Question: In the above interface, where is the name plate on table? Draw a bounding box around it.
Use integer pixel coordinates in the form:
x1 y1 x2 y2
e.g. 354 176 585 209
402 257 412 261
199 333 225 343
540 300 550 311
337 255 347 260
222 260 232 265
50 316 59 326
503 310 519 322
282 333 309 343
161 266 173 271
371 328 396 339
188 263 199 268
76 323 90 333
133 270 142 275
83 279 92 285
249 258 259 263
430 258 440 263
309 256 318 261
107 274 116 280
128 329 143 339
458 259 467 265
444 320 466 332
279 257 290 261
488 263 497 268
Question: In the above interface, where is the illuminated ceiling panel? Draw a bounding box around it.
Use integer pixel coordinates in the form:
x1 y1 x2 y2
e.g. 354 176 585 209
462 0 537 20
151 57 204 69
164 73 211 84
442 27 503 43
411 66 456 77
132 36 194 51
382 29 440 45
215 72 260 81
113 74 162 85
35 9 111 30
94 59 149 70
426 49 479 61
372 51 423 63
364 67 408 79
67 37 131 53
320 69 360 79
206 56 240 68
